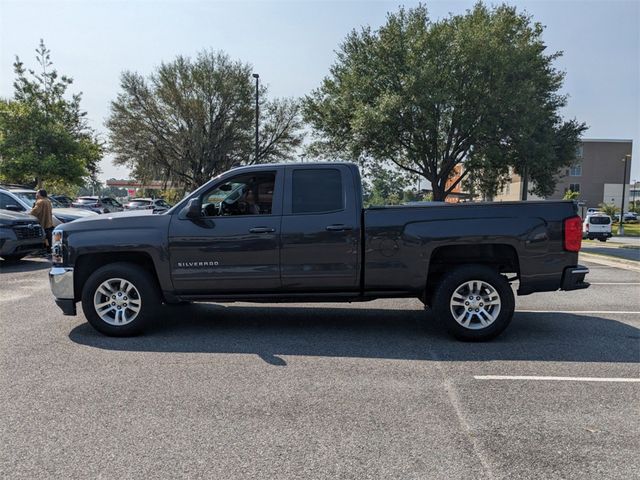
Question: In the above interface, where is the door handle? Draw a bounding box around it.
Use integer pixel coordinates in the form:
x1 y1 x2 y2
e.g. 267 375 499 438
326 224 353 232
249 227 276 233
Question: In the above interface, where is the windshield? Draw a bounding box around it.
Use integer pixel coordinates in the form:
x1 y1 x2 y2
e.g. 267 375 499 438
129 200 152 206
13 192 36 207
204 182 245 204
12 191 63 208
76 198 98 204
13 191 64 208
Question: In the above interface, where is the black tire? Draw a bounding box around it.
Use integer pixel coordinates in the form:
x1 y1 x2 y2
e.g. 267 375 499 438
599 238 607 242
432 265 515 341
81 262 160 336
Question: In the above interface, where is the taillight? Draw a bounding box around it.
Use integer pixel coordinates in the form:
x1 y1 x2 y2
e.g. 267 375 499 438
564 216 582 252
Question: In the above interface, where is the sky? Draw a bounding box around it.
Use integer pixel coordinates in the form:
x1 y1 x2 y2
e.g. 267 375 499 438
1 0 639 182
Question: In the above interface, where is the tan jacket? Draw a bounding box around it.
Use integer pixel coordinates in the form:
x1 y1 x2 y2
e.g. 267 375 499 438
30 198 54 229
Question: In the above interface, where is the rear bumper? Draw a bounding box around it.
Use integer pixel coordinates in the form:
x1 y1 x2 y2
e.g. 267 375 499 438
585 232 612 239
49 267 77 315
561 265 590 291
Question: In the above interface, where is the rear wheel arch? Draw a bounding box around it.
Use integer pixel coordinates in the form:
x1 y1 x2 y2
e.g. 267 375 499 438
424 244 519 305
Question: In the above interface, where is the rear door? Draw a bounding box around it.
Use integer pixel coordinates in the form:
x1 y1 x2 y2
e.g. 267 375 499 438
588 215 612 234
280 165 361 291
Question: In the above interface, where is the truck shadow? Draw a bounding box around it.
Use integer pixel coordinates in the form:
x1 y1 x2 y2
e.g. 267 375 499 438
68 303 640 365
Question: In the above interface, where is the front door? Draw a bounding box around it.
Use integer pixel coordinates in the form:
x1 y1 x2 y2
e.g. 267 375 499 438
168 169 283 294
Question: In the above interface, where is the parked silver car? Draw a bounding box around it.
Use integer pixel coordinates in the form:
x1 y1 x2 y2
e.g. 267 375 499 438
72 196 124 214
124 198 172 213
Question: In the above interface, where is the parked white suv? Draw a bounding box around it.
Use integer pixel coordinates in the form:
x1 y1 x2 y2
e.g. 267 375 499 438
583 214 612 242
0 187 97 226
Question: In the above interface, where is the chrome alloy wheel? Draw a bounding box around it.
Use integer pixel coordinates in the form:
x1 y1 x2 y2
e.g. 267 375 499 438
449 280 501 330
93 277 142 326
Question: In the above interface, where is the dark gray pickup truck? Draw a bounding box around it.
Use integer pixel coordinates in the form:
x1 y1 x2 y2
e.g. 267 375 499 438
49 162 589 340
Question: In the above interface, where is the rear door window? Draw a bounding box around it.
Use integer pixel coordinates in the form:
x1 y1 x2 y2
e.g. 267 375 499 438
291 169 343 214
590 216 611 225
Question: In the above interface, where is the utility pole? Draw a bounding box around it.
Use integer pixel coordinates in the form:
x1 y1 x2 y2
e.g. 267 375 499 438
252 73 259 163
619 154 630 236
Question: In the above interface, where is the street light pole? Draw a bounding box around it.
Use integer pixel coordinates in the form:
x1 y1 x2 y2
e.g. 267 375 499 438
619 154 630 236
252 73 259 163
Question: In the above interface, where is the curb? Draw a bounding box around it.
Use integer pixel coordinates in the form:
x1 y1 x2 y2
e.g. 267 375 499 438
579 252 640 272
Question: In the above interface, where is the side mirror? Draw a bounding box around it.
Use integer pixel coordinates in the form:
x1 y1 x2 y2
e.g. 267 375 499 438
181 198 202 219
5 204 22 212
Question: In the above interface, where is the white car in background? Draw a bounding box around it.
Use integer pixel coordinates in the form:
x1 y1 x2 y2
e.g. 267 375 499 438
0 187 98 226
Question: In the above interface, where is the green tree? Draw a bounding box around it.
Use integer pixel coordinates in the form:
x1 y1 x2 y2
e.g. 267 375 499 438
563 189 580 200
0 40 102 188
303 3 586 201
598 202 619 218
106 50 304 190
363 164 412 205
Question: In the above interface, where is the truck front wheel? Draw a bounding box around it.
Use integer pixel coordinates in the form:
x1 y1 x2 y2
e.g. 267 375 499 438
432 265 515 341
81 262 160 336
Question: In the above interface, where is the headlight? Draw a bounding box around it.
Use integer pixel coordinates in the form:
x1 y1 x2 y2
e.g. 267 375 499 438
51 228 64 264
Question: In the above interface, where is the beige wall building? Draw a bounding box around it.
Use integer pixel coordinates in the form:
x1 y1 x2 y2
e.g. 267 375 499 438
495 139 633 210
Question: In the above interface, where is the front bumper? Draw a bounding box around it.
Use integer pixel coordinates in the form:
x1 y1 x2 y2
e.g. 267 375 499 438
561 265 590 291
0 237 45 257
49 267 77 315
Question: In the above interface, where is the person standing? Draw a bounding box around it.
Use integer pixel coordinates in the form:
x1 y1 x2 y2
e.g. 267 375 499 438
30 189 54 253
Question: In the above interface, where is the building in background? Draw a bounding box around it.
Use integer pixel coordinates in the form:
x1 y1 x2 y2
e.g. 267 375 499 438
444 164 473 203
494 139 633 210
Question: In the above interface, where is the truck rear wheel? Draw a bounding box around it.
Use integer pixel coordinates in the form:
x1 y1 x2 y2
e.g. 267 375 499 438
81 262 160 336
432 265 515 341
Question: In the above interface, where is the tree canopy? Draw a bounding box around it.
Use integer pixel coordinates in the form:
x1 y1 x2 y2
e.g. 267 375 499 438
0 40 102 188
303 3 587 200
106 50 304 190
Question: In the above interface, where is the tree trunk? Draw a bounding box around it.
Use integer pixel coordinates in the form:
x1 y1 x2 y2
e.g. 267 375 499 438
521 165 528 201
432 181 446 201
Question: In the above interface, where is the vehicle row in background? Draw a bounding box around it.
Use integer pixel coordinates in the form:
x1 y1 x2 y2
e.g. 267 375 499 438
0 186 98 226
71 196 173 214
586 208 637 223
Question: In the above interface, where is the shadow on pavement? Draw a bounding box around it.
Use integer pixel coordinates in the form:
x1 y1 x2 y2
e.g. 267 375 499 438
0 257 50 274
68 303 640 365
582 246 640 262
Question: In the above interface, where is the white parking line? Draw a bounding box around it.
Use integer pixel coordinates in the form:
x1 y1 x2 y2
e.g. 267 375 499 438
474 375 640 383
517 310 639 314
590 282 640 285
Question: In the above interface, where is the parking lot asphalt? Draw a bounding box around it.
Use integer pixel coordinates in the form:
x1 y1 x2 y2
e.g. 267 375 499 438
1 257 639 479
